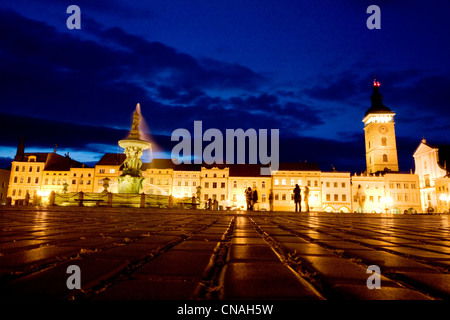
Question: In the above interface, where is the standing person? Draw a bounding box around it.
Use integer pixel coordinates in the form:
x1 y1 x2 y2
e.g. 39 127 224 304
252 187 258 211
293 184 301 213
269 189 274 212
245 187 252 211
304 186 310 213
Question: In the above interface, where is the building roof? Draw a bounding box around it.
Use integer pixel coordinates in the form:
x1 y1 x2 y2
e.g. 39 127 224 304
96 153 126 166
142 158 177 170
364 83 395 117
228 164 268 177
44 153 88 171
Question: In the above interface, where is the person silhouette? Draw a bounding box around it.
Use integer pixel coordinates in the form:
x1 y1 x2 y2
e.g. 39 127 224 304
245 187 252 211
293 184 301 212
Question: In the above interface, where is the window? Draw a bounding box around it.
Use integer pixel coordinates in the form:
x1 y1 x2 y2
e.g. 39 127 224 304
326 182 330 188
79 180 83 185
404 183 409 189
274 179 279 186
149 177 154 184
383 154 388 162
177 181 182 186
262 181 266 189
411 183 417 189
253 181 257 188
334 194 339 201
37 167 40 172
334 182 338 188
307 180 311 187
389 183 394 189
15 166 19 172
314 181 318 187
369 196 374 202
213 174 217 178
405 193 409 202
27 177 31 184
212 194 217 200
205 182 209 188
204 194 209 200
326 194 331 201
275 194 279 201
342 194 346 201
12 189 16 196
165 178 170 185
20 177 24 183
35 177 39 184
72 179 76 184
220 194 225 201
185 181 189 186
396 183 402 189
98 179 103 186
212 182 217 188
109 169 115 174
381 137 387 146
233 181 237 188
192 181 197 187
232 194 237 201
99 169 105 174
221 182 226 188
342 182 346 188
290 179 295 186
261 194 266 202
29 167 33 172
13 176 18 183
281 179 286 186
398 194 403 202
22 166 25 172
243 180 248 188
282 194 286 201
354 196 358 202
157 178 161 185
424 161 427 169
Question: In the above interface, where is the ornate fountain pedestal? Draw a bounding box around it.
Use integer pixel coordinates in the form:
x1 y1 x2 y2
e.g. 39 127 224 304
117 104 151 194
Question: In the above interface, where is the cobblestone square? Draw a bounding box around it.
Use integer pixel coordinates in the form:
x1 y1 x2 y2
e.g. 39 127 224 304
1 207 449 300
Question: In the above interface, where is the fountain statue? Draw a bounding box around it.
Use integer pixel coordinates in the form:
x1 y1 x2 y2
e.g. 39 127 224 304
117 103 151 193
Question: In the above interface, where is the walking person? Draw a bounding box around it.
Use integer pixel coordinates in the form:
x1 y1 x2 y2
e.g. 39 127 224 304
245 187 252 211
293 184 301 213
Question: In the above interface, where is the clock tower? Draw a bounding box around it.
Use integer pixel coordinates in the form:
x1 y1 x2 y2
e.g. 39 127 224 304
363 80 399 173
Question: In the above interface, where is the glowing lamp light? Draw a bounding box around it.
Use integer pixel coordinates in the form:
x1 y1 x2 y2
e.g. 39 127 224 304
37 190 50 197
373 79 381 87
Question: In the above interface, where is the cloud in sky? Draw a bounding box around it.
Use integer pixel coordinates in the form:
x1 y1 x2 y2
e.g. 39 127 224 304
0 4 449 173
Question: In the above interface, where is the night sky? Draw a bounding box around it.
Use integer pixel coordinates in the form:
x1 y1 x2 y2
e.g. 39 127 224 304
1 0 449 173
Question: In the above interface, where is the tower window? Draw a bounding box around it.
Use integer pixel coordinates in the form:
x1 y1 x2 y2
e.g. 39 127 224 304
381 137 387 146
383 154 388 162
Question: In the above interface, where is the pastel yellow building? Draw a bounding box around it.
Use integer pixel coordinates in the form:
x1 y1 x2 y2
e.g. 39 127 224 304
321 171 351 212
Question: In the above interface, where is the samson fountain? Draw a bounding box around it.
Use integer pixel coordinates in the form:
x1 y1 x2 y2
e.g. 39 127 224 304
117 103 151 193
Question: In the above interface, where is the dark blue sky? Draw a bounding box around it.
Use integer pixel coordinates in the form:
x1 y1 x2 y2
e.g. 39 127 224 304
1 0 449 172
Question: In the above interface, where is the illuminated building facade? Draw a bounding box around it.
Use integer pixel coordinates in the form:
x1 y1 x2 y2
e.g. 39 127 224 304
413 139 450 212
3 82 445 212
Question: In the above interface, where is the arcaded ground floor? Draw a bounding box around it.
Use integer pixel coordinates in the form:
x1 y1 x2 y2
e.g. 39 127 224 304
1 207 449 301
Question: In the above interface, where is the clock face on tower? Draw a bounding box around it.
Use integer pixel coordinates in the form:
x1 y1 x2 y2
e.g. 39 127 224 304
379 125 388 134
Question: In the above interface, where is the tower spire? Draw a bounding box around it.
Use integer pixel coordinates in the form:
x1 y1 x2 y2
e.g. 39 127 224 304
14 136 25 161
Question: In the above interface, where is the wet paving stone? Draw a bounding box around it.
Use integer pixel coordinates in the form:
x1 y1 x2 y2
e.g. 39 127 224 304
1 207 449 300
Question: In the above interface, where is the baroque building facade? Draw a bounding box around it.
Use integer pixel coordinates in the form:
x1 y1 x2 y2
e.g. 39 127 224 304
3 82 443 213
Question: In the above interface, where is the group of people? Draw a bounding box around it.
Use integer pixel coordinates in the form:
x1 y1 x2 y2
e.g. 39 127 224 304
245 187 258 211
244 184 308 212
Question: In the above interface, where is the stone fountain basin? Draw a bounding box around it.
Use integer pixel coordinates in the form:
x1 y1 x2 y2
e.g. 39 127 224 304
118 139 151 150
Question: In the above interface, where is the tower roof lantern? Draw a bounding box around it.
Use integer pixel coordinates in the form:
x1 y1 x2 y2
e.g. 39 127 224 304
364 79 395 117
